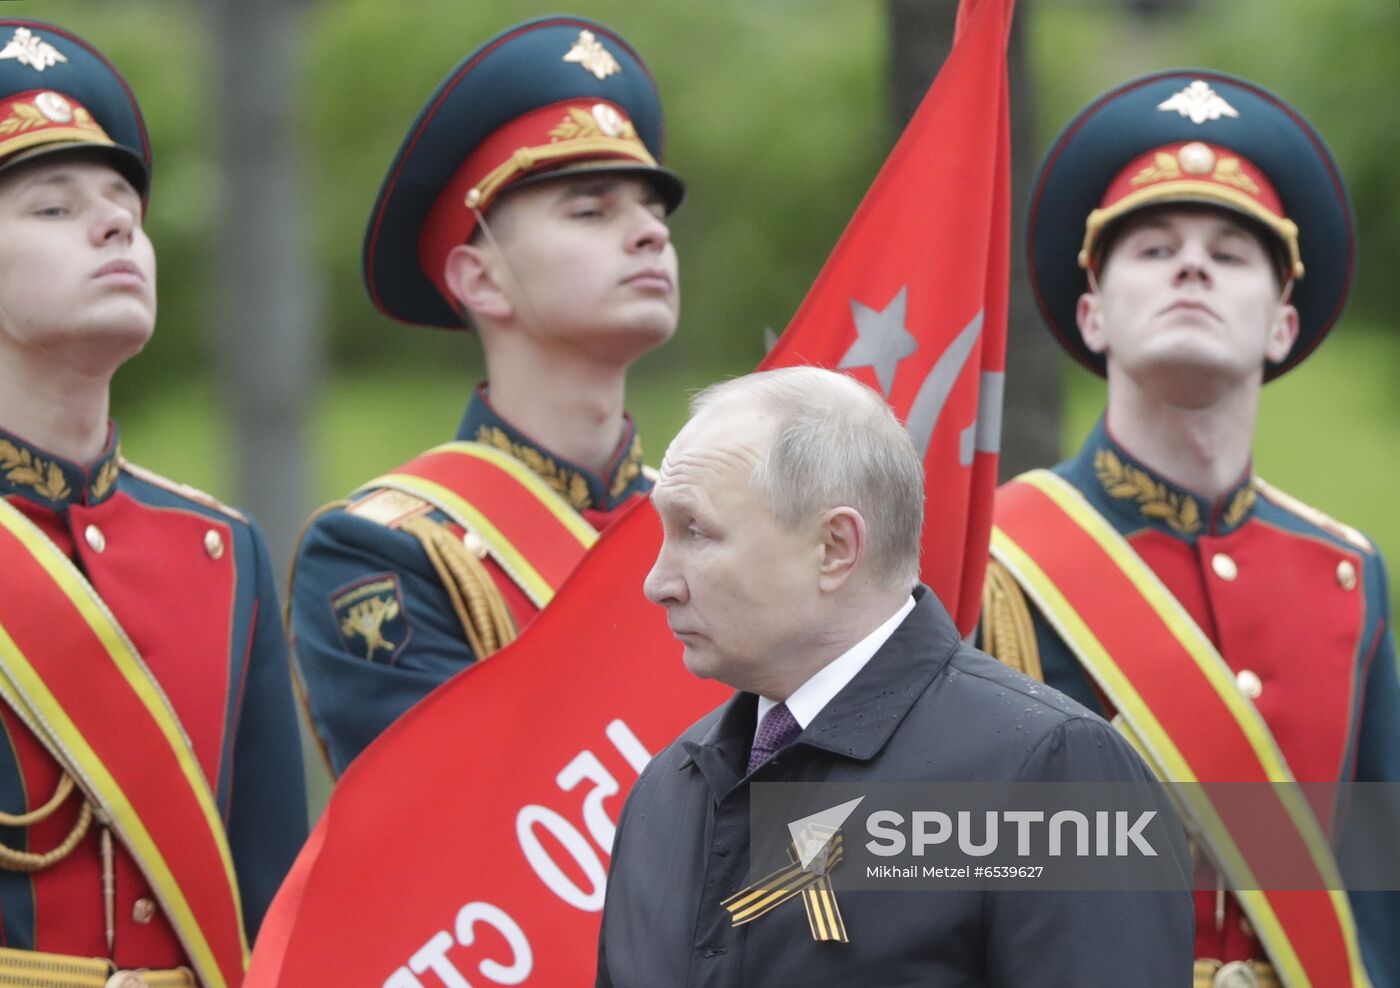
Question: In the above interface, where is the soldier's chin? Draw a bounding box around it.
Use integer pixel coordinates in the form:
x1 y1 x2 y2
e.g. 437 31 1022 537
609 312 677 360
51 310 155 369
1127 345 1260 403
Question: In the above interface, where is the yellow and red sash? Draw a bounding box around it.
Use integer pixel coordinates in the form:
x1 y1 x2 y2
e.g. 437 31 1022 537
362 441 600 607
0 499 246 988
991 470 1370 988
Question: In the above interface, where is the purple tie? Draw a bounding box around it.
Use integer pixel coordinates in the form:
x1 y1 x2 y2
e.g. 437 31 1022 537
747 702 802 774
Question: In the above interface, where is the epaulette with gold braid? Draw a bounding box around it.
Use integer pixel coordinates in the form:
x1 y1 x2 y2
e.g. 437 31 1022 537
344 487 434 529
118 459 248 524
1253 477 1373 554
400 515 517 661
981 558 1044 682
341 489 517 662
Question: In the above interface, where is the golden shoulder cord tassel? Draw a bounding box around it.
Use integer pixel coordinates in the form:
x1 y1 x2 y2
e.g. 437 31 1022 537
0 773 93 873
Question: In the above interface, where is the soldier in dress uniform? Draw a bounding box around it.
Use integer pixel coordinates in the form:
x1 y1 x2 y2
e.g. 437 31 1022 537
0 19 307 988
981 70 1398 988
289 16 685 775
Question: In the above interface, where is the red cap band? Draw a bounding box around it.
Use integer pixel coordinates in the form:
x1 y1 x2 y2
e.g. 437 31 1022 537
417 98 656 305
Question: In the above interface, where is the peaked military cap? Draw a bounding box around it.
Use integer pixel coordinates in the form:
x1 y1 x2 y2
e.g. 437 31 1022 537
364 15 685 329
1028 69 1355 381
0 19 150 197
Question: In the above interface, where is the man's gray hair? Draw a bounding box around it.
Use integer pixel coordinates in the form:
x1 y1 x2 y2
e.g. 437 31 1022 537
690 367 924 591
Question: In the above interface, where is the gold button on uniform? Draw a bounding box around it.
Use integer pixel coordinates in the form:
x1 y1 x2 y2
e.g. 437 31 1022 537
463 530 488 559
203 529 224 559
1236 669 1263 700
1211 553 1238 581
133 896 157 923
1336 560 1357 591
85 524 106 553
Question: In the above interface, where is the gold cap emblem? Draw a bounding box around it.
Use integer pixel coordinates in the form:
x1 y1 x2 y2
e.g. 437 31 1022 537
1178 141 1215 175
0 27 68 73
592 102 625 137
563 30 621 80
1157 80 1239 125
34 91 74 124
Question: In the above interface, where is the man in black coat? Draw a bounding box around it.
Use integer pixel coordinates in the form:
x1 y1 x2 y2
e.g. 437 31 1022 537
597 367 1193 986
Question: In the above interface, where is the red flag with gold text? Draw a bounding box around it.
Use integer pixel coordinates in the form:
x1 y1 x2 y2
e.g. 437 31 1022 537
760 0 1013 636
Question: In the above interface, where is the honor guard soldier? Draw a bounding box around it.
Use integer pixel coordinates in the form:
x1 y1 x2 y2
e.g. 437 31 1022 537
982 71 1399 987
0 19 307 988
289 17 684 775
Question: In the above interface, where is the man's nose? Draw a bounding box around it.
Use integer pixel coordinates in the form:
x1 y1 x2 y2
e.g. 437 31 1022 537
627 203 671 254
1172 240 1213 285
643 546 686 606
94 200 137 246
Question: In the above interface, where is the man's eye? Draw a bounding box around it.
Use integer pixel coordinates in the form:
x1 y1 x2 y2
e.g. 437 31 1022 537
1140 244 1173 258
32 204 68 217
1212 250 1244 265
687 525 707 543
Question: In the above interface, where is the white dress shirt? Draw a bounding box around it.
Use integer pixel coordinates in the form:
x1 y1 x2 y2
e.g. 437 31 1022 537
754 594 916 741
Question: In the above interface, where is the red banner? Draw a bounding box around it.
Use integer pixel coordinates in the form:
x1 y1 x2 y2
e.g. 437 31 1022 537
760 0 1013 636
250 503 728 985
251 1 1014 981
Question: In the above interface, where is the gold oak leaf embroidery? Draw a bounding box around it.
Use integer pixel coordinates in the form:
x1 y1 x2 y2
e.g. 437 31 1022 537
0 439 71 501
1130 151 1182 186
91 457 120 500
609 434 644 500
1223 486 1257 529
0 102 47 135
548 106 639 144
549 107 601 142
1212 157 1260 194
1095 448 1202 535
476 426 594 511
341 596 400 660
35 461 69 502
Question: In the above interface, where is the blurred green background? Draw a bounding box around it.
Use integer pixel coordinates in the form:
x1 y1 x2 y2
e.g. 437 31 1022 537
7 0 1395 587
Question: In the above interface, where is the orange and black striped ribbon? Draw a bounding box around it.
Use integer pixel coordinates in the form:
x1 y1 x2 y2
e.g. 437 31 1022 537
722 833 849 943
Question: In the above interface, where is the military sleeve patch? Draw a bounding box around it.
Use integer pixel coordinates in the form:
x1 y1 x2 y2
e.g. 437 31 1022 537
329 573 412 665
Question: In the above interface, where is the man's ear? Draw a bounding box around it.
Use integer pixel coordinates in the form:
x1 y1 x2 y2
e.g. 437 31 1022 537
1077 291 1109 355
443 243 513 323
1264 300 1300 365
816 507 866 593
